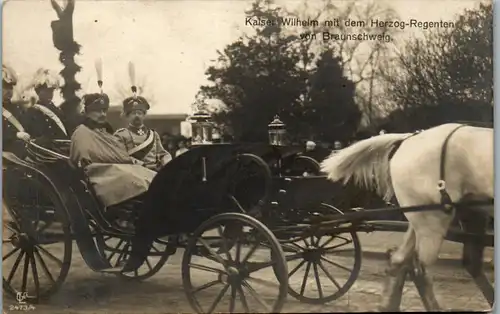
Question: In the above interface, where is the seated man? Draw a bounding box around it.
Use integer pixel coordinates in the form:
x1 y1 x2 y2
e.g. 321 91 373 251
70 92 156 209
2 64 28 157
22 69 72 154
114 90 171 171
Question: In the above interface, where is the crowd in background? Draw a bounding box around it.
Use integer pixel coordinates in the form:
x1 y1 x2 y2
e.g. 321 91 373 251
160 133 191 158
159 131 352 162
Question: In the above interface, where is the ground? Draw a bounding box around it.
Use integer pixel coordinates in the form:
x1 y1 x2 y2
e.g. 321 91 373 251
3 231 493 313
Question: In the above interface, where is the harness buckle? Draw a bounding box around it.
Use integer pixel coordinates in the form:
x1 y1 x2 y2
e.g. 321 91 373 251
437 180 446 191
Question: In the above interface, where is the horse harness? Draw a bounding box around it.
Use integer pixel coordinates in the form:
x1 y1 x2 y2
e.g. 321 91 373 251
436 125 468 213
388 124 467 213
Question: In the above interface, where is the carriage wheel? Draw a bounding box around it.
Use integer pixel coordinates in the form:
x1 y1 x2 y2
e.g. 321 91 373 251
282 203 361 304
94 230 172 281
285 155 321 176
229 153 273 216
182 213 288 313
2 175 72 303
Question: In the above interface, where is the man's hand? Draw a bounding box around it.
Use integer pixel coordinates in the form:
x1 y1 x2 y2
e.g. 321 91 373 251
16 132 31 142
132 158 144 166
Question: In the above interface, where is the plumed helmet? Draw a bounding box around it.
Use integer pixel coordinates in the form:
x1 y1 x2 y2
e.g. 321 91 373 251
30 68 60 89
82 93 110 112
82 58 109 112
122 61 150 115
122 95 150 115
3 64 18 85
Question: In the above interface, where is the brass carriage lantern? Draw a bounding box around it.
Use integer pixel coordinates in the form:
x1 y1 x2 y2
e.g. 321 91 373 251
268 115 287 146
189 109 214 145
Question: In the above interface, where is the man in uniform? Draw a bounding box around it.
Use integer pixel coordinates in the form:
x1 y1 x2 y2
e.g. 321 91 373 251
2 64 30 155
114 91 171 171
22 68 71 150
70 92 156 211
2 64 33 237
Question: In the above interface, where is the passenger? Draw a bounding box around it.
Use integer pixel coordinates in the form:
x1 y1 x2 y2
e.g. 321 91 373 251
22 69 72 152
114 85 171 171
175 137 189 157
2 64 29 156
69 90 156 209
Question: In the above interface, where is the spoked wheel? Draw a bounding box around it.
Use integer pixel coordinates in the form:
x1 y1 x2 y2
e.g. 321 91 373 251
228 153 273 215
284 155 321 176
281 203 361 304
182 213 288 313
94 230 172 280
2 175 72 303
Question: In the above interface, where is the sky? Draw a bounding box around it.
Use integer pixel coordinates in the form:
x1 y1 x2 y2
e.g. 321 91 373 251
3 0 484 114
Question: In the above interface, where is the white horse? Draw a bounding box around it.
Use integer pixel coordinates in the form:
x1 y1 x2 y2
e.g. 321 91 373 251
320 123 494 311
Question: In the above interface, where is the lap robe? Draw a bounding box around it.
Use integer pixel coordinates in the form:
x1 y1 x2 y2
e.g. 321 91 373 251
70 124 157 207
85 163 156 207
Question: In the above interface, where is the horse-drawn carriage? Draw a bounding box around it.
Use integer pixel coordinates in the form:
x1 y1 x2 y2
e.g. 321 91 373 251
3 121 494 313
2 135 362 312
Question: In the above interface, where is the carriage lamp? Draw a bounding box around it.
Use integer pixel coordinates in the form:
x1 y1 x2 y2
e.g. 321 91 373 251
189 109 214 145
268 115 287 146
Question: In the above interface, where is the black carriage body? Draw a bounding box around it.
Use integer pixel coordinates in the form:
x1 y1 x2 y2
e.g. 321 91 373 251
136 143 309 237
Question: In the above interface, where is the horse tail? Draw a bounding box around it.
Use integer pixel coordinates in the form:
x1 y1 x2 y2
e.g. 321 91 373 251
320 133 411 201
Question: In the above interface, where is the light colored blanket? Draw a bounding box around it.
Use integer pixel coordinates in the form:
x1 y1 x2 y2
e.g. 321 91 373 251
70 124 156 207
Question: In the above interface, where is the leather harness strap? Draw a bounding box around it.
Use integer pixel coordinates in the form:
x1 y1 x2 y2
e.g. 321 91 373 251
386 126 467 212
437 124 467 212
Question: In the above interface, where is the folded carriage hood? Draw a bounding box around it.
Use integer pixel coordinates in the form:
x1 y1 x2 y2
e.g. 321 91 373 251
123 143 305 271
138 143 303 236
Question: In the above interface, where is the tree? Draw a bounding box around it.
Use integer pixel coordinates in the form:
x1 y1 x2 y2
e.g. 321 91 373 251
305 49 360 143
379 3 492 131
198 0 359 143
50 0 82 133
199 0 308 142
286 0 401 126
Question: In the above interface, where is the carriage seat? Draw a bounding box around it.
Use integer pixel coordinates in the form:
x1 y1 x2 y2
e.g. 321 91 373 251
5 140 147 232
21 139 145 208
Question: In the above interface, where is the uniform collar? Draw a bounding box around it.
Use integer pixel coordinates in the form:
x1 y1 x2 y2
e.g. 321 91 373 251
83 118 114 134
36 101 58 110
128 124 147 135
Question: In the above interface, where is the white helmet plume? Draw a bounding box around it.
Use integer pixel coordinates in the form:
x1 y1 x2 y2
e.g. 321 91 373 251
95 58 103 93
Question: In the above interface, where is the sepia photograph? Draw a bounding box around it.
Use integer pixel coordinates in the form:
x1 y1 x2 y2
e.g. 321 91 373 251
2 0 493 313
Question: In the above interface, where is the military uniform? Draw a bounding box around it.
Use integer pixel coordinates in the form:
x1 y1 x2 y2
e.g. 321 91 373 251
21 69 70 152
115 125 171 171
3 102 26 155
23 102 69 140
2 64 26 156
114 92 171 171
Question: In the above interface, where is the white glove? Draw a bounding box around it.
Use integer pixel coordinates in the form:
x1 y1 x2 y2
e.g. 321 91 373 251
132 158 144 166
16 132 31 142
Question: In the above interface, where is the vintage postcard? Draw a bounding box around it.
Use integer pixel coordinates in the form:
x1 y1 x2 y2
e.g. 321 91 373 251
2 0 493 313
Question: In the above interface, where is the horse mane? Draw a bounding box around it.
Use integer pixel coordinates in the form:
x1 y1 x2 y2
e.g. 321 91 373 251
320 133 411 202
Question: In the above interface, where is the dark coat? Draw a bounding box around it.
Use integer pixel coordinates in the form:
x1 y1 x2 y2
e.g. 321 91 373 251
22 102 71 142
2 101 27 156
